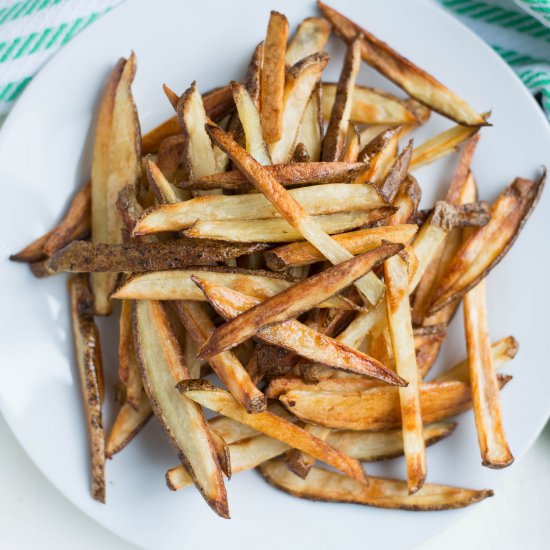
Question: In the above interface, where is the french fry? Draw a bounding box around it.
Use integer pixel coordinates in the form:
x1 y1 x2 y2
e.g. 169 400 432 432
177 380 368 484
112 267 355 310
105 392 153 458
177 82 218 181
133 183 385 234
69 274 106 503
286 17 332 65
232 81 271 165
410 120 484 170
192 278 406 386
265 224 418 270
430 172 545 313
10 229 54 263
322 36 361 161
206 124 386 304
156 135 187 183
376 140 412 203
133 299 229 517
179 161 367 191
48 239 265 273
259 460 492 510
342 123 361 162
357 125 401 184
119 299 142 410
285 424 330 478
185 208 394 243
171 301 266 413
245 42 263 108
261 11 289 143
296 83 323 161
146 158 186 204
200 243 403 357
387 174 422 225
318 2 488 127
162 83 179 109
292 143 312 162
385 254 426 493
90 54 141 315
322 83 419 125
269 53 329 164
464 280 514 468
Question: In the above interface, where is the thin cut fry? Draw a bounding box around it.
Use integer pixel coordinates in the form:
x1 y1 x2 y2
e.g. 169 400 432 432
385 254 425 493
357 125 401 184
146 158 186 204
69 274 106 502
286 17 332 65
318 1 488 126
376 140 412 203
245 42 263 108
260 460 492 510
464 279 514 468
177 380 368 484
119 299 142 409
296 84 323 161
200 243 402 357
261 11 289 143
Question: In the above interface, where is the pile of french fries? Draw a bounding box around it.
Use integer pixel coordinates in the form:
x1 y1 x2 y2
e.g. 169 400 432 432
11 2 545 518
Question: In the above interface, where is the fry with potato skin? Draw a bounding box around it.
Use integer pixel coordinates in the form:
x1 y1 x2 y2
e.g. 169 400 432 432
133 300 229 517
261 11 289 143
286 17 332 65
171 300 266 413
69 274 106 503
296 83 323 161
119 299 142 410
318 1 487 127
179 161 368 191
200 243 403 358
177 380 368 485
357 125 401 184
91 54 141 315
192 278 406 386
206 124 385 304
10 229 54 263
376 140 412 203
279 375 512 431
385 254 426 493
322 36 362 161
464 279 514 468
260 460 492 511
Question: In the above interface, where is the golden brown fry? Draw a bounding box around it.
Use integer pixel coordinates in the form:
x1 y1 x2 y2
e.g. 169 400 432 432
200 244 402 357
322 83 419 125
232 81 271 165
270 53 329 164
146 158 186 204
171 301 266 413
192 278 405 386
285 424 330 478
357 125 401 184
286 17 332 65
48 239 264 273
342 123 361 162
279 375 512 430
134 183 384 234
162 83 179 110
177 380 367 484
119 299 142 409
296 84 323 161
265 224 417 270
180 161 367 191
261 11 289 143
464 279 514 468
10 229 54 263
69 274 106 503
259 460 492 510
155 135 186 184
90 54 141 315
133 300 228 516
245 42 263 108
430 172 545 313
385 254 425 493
322 36 361 161
376 140 413 203
292 143 311 162
318 1 488 126
105 392 153 458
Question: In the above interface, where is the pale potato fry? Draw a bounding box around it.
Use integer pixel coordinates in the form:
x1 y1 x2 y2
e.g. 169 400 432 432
133 183 385 234
318 2 488 126
200 244 402 358
119 299 142 410
385 254 426 493
261 11 289 143
286 17 332 65
270 53 329 164
464 280 514 468
296 84 323 161
177 380 367 484
91 54 141 315
259 460 492 510
322 83 419 125
146 158 186 204
322 36 361 161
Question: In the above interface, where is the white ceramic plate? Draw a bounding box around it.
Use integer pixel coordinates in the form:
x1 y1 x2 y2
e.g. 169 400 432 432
1 0 549 548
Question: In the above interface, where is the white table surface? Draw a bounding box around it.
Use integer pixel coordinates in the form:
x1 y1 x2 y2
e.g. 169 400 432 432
0 412 548 549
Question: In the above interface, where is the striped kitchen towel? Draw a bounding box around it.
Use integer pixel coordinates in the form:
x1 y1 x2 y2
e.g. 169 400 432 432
0 0 549 120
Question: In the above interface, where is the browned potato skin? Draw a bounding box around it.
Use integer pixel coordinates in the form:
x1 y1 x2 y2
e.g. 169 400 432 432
48 239 268 273
279 375 512 431
259 460 493 511
179 162 368 191
377 140 413 203
69 274 106 503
